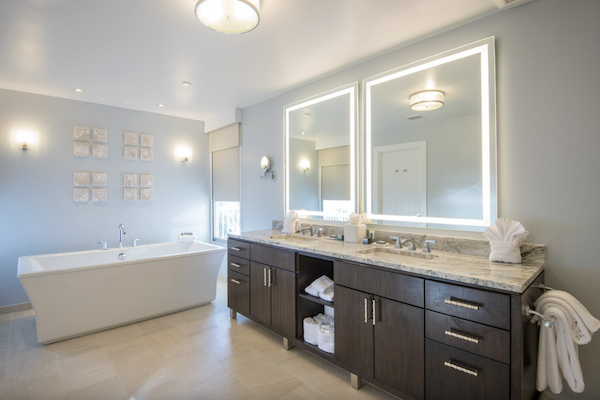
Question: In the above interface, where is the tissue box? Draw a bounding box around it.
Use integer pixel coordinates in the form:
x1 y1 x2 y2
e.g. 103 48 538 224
344 223 366 243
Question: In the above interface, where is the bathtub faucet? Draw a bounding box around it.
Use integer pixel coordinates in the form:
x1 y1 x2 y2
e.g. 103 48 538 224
118 224 126 248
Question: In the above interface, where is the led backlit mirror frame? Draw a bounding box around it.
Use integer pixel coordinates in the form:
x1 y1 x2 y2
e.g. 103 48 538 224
364 37 497 229
285 82 358 219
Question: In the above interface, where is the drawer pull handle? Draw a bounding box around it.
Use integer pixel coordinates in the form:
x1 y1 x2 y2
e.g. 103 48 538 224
444 330 480 344
444 298 480 311
364 298 369 323
372 299 377 326
267 268 273 287
230 246 243 252
263 268 267 286
444 361 478 377
230 263 242 268
230 279 242 285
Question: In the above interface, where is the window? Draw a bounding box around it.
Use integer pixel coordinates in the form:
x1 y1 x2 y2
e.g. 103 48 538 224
210 123 241 243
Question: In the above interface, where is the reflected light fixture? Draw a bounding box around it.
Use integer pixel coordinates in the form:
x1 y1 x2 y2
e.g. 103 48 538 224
12 130 38 150
195 0 260 34
300 159 310 171
175 146 193 162
409 90 445 111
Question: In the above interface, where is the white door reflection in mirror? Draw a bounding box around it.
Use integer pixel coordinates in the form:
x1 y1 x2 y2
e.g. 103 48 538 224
285 83 358 220
364 37 497 229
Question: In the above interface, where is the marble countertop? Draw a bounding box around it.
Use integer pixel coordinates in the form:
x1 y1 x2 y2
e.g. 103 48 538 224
230 230 546 293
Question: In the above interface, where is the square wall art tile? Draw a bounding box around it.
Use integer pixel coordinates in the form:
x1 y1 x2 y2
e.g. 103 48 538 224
124 132 138 146
140 134 153 147
93 128 108 142
123 188 138 201
140 148 153 161
140 188 153 201
73 188 89 202
140 174 153 187
73 126 90 141
92 188 107 202
124 173 138 187
92 144 108 158
124 146 138 160
73 172 90 186
92 172 107 186
73 142 90 157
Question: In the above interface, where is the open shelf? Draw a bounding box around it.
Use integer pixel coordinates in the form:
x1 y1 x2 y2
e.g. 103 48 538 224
299 292 334 308
293 339 335 359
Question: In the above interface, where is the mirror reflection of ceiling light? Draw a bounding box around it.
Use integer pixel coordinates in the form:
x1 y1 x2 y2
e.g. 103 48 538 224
409 90 445 111
195 0 260 34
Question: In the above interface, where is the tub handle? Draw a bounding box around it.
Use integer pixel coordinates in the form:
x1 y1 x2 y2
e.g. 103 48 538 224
230 246 243 252
230 279 243 285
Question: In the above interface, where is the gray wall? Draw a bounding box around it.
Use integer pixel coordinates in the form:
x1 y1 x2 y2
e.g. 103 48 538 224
0 89 209 307
240 1 600 399
288 137 319 211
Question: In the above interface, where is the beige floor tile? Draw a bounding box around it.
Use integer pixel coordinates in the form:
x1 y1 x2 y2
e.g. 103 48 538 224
146 326 200 359
58 345 117 393
53 333 100 359
220 349 303 400
6 345 57 375
276 383 332 400
0 318 10 352
94 323 144 346
178 313 220 336
109 345 176 396
189 325 241 350
3 362 64 400
235 327 304 363
129 379 192 400
347 384 399 400
215 312 262 336
64 376 128 400
200 380 261 400
9 311 41 351
203 338 254 363
136 313 184 335
102 335 149 358
0 350 7 380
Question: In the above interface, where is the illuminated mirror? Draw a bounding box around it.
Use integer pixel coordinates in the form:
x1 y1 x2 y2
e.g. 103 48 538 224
364 37 497 230
285 83 358 220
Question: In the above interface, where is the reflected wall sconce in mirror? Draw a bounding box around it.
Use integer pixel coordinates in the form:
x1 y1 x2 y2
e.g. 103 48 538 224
175 146 193 162
194 0 260 34
409 90 445 111
260 156 277 181
12 130 39 150
299 159 310 171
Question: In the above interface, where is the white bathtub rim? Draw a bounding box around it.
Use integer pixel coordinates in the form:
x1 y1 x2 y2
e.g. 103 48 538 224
17 241 225 279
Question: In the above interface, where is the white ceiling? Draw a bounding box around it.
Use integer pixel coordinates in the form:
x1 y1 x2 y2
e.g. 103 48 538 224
0 0 506 122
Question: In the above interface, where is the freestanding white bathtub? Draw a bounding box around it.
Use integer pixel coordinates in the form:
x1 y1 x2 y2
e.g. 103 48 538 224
17 241 225 344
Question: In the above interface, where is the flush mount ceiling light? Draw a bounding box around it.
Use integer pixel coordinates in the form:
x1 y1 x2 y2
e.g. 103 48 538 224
195 0 260 34
409 90 445 111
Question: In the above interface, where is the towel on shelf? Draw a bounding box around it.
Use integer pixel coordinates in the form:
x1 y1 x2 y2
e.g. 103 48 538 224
313 313 333 326
304 285 319 298
319 286 334 302
309 275 334 294
303 317 320 345
483 218 529 263
532 290 600 394
282 210 300 234
318 325 335 353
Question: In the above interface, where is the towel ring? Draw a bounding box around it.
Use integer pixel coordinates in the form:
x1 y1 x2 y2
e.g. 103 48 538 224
523 305 553 328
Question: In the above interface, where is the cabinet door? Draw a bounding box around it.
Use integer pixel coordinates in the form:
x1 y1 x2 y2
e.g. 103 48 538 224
228 270 250 316
270 267 296 337
374 297 424 400
334 285 374 377
250 262 271 326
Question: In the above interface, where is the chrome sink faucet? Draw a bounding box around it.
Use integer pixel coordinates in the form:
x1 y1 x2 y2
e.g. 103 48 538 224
423 239 436 253
402 236 417 251
298 226 313 236
118 223 126 248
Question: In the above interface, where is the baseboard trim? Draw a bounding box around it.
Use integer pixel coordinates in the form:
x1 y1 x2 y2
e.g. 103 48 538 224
0 302 32 315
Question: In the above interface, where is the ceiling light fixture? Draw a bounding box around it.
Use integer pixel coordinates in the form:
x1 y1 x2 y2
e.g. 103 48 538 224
157 103 165 107
409 90 445 111
182 81 192 87
73 88 84 93
194 0 260 35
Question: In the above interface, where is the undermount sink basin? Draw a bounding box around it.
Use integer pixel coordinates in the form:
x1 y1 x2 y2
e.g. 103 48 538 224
270 234 320 242
356 246 436 260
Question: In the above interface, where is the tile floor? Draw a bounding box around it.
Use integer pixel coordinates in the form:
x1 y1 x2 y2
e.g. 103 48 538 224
0 278 399 400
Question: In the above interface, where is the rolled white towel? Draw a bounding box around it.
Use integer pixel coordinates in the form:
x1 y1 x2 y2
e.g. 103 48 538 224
313 313 333 325
309 275 334 294
319 286 334 302
303 317 320 345
318 325 335 354
304 285 319 297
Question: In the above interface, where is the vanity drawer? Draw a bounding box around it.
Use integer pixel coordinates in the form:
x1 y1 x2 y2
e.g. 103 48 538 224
250 244 295 272
425 281 510 330
228 270 250 315
334 261 424 307
425 339 509 400
426 310 510 364
228 254 250 276
228 239 250 258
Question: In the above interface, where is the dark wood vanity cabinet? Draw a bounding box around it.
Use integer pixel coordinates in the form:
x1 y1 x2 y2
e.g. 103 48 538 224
227 239 251 316
334 261 425 400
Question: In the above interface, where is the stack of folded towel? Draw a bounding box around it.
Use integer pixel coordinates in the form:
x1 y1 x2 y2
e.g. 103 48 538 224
531 290 600 394
303 313 334 353
282 210 300 234
305 275 334 302
483 218 529 263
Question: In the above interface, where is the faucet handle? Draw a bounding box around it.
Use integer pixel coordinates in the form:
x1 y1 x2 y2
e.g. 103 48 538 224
316 227 324 237
423 239 436 253
98 241 108 250
389 236 401 248
132 238 141 247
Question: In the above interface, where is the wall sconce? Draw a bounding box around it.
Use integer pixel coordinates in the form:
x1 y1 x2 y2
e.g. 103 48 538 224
12 130 39 150
260 156 277 181
300 159 310 171
409 90 445 111
175 146 193 162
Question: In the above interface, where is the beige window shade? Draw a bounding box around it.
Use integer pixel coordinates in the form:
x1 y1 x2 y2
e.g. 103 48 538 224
209 123 240 152
319 145 350 167
212 146 240 202
322 164 350 200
